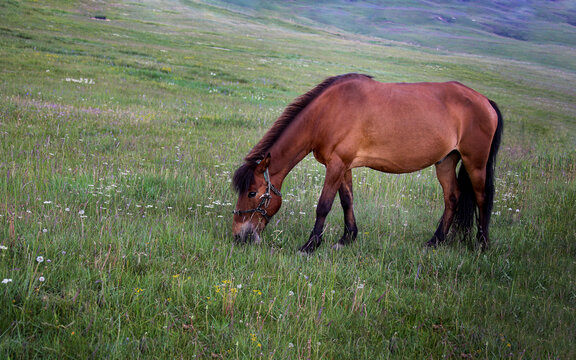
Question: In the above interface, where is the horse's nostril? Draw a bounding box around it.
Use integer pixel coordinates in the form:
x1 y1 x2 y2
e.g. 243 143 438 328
234 234 246 244
234 225 261 244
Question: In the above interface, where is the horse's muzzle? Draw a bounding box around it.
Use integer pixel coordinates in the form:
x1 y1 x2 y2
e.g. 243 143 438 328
233 223 261 244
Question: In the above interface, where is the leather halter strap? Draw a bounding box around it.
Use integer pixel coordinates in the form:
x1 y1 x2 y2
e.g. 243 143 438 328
233 166 281 221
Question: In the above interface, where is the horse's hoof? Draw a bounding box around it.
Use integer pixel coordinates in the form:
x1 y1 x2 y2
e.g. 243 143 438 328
425 238 438 248
332 243 345 250
298 239 319 255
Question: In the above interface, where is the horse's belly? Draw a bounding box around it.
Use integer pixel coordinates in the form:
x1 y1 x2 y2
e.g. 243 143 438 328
352 143 451 174
352 156 434 174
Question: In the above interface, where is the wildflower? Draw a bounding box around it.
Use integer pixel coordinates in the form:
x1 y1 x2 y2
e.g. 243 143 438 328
236 284 242 289
42 229 48 233
0 245 7 250
43 201 52 204
65 208 70 212
288 343 294 348
288 291 294 296
36 256 44 263
65 77 95 85
78 209 85 215
39 276 45 282
2 279 12 284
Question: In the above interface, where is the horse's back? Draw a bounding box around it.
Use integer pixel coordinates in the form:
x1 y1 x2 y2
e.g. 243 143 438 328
309 77 498 173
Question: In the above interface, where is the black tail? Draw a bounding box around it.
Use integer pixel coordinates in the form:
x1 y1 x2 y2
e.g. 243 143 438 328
453 100 503 240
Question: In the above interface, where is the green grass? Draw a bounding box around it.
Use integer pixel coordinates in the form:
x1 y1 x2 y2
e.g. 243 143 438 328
1 0 575 358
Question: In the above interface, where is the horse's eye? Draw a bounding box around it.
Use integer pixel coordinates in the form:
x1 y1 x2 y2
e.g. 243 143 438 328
248 192 257 198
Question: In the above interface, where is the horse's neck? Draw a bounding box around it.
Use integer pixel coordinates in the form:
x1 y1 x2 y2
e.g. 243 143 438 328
268 119 313 189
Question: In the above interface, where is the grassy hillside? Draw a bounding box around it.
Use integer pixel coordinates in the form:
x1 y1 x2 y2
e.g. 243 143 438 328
208 0 576 71
0 0 575 358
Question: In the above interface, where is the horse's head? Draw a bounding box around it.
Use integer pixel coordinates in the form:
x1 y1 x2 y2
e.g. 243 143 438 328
232 153 282 243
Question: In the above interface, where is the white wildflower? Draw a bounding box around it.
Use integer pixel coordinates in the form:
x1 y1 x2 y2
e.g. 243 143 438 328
36 256 44 263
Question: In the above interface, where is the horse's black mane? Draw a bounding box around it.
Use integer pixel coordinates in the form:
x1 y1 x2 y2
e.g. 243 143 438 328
232 73 372 194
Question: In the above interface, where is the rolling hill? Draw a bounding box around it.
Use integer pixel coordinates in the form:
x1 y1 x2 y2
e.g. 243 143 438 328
205 0 576 71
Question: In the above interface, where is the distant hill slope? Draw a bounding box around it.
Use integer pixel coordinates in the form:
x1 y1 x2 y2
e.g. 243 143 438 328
204 0 576 71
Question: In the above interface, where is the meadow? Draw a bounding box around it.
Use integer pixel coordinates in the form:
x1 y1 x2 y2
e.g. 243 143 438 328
0 0 575 358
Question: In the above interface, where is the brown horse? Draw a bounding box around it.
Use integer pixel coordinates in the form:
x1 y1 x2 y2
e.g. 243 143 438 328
232 73 503 253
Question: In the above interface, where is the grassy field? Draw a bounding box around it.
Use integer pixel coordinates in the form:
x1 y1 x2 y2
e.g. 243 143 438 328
1 0 575 358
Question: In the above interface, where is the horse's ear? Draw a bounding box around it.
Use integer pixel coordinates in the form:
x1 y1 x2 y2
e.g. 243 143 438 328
255 153 271 173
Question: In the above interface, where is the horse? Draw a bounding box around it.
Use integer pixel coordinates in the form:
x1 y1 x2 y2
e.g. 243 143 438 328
232 73 503 254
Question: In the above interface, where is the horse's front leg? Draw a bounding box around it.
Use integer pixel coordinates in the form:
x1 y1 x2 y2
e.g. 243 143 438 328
333 169 358 250
298 162 345 254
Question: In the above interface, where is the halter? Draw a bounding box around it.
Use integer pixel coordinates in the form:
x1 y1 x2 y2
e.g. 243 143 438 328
233 166 281 222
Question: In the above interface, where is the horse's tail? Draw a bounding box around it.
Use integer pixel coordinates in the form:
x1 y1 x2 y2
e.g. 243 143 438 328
454 100 503 239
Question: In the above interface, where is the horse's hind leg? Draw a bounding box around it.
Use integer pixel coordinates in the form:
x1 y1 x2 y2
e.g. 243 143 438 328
333 170 358 250
466 166 491 249
427 152 460 247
